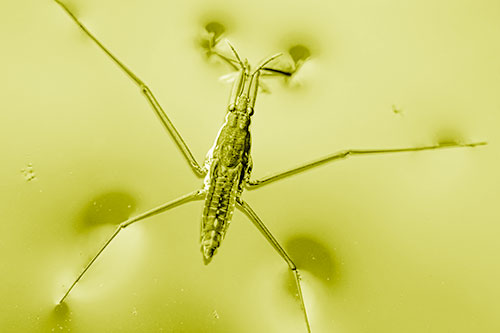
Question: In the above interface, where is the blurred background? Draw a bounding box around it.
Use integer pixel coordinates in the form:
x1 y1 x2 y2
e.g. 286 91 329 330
1 0 499 332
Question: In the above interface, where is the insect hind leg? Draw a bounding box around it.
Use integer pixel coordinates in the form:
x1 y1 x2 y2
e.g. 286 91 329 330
58 190 205 304
237 198 312 333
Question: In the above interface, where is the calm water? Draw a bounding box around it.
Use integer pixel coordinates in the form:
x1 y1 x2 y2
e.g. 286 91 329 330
1 0 499 332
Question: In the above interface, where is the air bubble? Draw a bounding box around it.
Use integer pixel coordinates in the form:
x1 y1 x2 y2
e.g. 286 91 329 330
21 163 37 181
213 309 219 319
392 104 403 115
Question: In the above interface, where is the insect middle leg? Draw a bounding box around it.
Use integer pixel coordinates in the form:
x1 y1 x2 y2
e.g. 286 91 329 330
59 189 205 304
236 198 311 333
247 141 487 188
53 0 206 177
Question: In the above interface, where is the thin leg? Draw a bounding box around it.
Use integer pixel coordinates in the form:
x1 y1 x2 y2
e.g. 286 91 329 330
59 189 205 304
209 48 293 77
53 0 205 177
247 141 487 189
236 198 311 333
261 67 293 77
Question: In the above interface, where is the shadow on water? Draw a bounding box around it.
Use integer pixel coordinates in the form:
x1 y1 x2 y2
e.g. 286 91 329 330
286 234 339 287
77 190 137 231
198 20 227 57
42 302 72 332
434 128 467 146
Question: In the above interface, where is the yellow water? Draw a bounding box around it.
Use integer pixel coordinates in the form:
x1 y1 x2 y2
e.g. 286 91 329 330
1 0 499 332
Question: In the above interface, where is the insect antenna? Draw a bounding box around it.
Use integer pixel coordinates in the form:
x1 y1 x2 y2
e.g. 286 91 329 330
252 53 283 76
225 40 245 69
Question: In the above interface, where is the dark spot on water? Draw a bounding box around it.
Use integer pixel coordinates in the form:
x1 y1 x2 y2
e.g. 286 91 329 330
78 190 136 230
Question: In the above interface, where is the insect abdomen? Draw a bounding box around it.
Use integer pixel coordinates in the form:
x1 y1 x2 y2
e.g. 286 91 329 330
201 164 241 264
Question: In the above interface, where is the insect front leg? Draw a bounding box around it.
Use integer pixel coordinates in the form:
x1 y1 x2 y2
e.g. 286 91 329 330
236 198 311 333
58 190 205 304
199 27 294 77
247 141 487 188
53 0 206 177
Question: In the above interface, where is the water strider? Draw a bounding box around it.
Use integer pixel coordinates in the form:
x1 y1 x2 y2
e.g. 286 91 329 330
53 1 486 331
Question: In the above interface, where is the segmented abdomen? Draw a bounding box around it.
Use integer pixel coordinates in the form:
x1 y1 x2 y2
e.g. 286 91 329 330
200 164 241 264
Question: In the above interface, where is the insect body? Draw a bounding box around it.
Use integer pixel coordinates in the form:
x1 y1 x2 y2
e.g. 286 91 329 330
201 50 279 263
53 1 486 332
201 111 249 263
